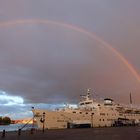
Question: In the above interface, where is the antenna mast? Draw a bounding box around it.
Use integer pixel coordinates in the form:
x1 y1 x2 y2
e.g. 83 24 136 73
130 92 132 107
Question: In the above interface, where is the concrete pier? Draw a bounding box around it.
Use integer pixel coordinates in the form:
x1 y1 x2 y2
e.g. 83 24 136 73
1 127 140 140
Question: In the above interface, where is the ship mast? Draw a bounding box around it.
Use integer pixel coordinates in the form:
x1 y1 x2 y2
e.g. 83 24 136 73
130 92 132 108
80 88 91 101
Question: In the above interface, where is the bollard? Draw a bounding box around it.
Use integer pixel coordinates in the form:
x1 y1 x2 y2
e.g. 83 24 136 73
18 129 21 136
2 130 5 138
30 128 34 134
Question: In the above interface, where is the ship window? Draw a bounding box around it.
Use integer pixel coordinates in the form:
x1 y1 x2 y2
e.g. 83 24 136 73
103 119 104 121
99 119 101 121
85 102 92 104
73 111 76 113
79 112 82 114
100 113 105 116
98 104 100 106
86 112 88 114
80 103 84 105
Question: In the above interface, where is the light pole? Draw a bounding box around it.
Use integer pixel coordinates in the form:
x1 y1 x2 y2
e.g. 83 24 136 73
91 113 94 128
42 112 45 133
31 107 35 134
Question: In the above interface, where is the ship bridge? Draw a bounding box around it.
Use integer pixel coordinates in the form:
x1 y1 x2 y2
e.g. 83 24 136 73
78 89 98 109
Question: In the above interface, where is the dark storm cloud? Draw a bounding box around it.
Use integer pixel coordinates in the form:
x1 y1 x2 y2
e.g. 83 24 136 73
0 23 139 105
0 0 140 118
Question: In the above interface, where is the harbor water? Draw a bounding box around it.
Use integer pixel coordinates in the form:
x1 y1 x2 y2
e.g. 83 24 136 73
0 124 38 132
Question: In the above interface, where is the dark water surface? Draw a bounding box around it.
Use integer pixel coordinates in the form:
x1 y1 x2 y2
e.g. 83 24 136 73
0 124 37 132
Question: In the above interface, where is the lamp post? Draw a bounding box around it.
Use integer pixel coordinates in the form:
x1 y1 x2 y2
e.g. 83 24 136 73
31 107 35 134
91 113 94 128
42 112 45 133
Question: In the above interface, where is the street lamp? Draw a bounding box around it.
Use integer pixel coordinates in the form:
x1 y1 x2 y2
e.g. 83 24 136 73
31 107 35 134
42 112 45 133
91 113 94 128
40 112 46 132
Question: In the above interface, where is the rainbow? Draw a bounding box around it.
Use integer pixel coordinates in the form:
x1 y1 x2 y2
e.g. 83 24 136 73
0 19 140 83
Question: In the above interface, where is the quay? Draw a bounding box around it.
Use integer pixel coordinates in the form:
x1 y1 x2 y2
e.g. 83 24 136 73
0 127 140 140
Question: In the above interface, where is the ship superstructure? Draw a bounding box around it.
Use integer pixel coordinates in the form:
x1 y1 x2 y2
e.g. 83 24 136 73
32 89 140 129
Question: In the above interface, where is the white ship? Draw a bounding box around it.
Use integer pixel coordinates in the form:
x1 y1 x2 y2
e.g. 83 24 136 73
32 89 140 129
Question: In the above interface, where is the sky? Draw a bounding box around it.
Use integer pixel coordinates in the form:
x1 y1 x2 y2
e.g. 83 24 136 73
0 0 140 119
